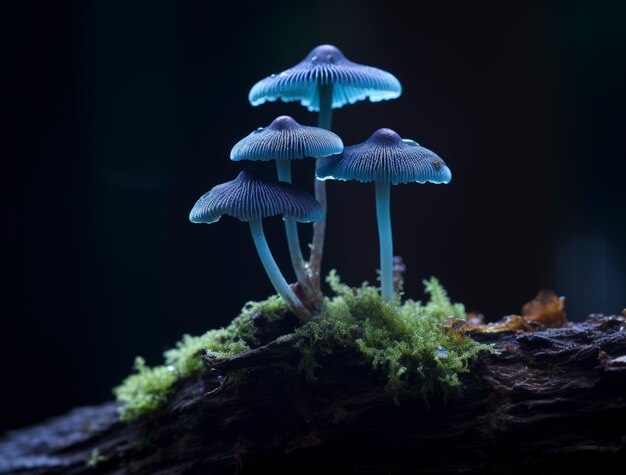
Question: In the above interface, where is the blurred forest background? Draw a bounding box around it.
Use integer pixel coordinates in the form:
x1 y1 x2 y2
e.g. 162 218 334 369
3 0 625 432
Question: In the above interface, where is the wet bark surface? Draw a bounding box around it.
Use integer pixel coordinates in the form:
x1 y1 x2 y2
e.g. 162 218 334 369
1 313 625 474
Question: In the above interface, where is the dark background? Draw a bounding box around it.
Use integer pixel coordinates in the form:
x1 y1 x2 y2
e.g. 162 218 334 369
3 0 625 433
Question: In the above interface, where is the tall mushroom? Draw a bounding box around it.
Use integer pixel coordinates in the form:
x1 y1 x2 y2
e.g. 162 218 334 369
317 128 451 300
189 169 323 323
249 45 402 294
230 115 343 299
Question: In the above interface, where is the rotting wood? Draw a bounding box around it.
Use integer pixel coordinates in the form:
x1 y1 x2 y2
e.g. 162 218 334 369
1 313 625 474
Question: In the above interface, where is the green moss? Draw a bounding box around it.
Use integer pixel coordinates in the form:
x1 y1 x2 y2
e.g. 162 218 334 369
113 357 178 423
86 448 107 468
114 275 490 422
114 296 286 422
294 272 491 402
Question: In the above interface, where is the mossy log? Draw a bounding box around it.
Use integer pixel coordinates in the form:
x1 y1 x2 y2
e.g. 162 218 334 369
1 313 625 474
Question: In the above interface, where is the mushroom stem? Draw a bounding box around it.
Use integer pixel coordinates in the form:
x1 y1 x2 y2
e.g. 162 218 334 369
248 218 311 323
375 181 394 300
275 160 316 300
309 82 334 295
318 83 334 130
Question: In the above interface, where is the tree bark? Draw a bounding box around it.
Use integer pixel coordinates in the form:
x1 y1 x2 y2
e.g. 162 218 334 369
1 313 625 475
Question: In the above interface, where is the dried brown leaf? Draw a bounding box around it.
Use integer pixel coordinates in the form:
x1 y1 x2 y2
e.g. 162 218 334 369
521 290 567 327
443 290 568 337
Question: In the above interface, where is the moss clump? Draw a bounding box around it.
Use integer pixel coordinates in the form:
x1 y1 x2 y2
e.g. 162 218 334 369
114 296 286 422
163 295 285 376
86 448 107 468
115 275 489 422
113 357 178 423
293 272 491 402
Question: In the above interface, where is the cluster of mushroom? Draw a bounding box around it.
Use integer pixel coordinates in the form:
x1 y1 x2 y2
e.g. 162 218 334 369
190 44 451 322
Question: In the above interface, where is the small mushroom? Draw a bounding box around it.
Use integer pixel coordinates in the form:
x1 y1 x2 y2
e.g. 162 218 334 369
231 116 343 298
317 128 451 300
231 116 344 176
249 44 402 294
190 169 323 322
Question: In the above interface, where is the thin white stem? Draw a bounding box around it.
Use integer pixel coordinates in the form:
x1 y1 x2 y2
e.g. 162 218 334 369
275 161 315 300
375 181 394 300
309 82 333 295
249 218 310 323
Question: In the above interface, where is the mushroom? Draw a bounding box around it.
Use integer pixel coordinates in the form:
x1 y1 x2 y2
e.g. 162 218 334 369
230 115 343 298
249 44 402 116
248 44 402 294
189 169 323 322
316 128 451 300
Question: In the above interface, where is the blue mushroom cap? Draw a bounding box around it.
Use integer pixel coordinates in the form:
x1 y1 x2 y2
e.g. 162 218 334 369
230 115 343 162
190 169 324 224
316 128 452 185
249 45 402 112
